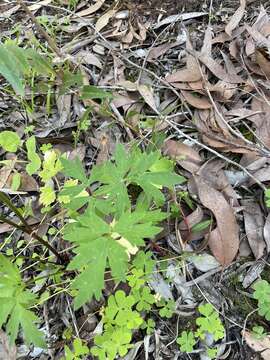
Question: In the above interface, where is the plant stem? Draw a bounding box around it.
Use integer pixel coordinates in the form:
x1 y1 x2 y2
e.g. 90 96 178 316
0 214 65 264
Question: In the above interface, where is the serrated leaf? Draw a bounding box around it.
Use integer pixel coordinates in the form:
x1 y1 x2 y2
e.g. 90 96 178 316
61 157 88 184
0 255 45 347
26 136 41 175
40 186 56 206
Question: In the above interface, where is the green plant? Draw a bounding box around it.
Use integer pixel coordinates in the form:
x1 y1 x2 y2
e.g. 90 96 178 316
265 188 270 208
61 144 184 308
251 325 267 339
253 280 270 320
0 255 45 347
64 338 89 360
177 331 196 353
177 303 225 357
196 303 225 341
0 41 54 96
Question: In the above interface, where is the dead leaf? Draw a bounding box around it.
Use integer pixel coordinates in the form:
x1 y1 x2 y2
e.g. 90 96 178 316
263 213 270 254
148 41 182 61
197 52 243 83
194 176 239 265
76 51 103 69
181 90 212 110
165 35 201 83
241 199 265 259
246 24 270 48
225 0 246 36
137 84 158 113
153 12 207 29
163 139 202 173
95 9 116 32
256 48 270 79
56 94 71 126
243 330 270 360
28 0 51 11
0 165 13 189
75 0 105 17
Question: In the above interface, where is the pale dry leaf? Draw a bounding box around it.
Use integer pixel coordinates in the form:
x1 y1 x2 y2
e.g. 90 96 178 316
225 0 246 36
243 331 270 360
246 24 270 48
241 199 265 259
76 51 103 69
95 9 116 33
28 0 52 11
137 84 158 113
75 0 105 17
153 12 207 29
181 90 212 110
194 176 239 265
0 165 13 189
56 94 71 126
263 213 270 254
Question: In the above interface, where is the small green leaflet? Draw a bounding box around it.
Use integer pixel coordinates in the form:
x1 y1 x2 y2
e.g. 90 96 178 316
26 136 41 175
64 206 167 309
11 172 21 191
0 131 20 152
0 255 45 347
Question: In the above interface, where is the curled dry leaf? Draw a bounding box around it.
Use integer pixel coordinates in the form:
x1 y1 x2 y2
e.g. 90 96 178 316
194 176 239 265
243 331 270 360
28 0 51 11
225 0 246 36
162 139 202 173
241 199 265 259
153 12 207 29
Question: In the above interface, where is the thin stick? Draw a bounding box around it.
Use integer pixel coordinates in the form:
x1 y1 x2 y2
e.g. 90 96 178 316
16 0 62 57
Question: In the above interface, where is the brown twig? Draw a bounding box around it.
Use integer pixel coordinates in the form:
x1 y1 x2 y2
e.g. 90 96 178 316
16 0 62 57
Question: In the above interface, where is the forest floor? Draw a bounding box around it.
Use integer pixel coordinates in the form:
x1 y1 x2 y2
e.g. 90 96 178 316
1 0 270 359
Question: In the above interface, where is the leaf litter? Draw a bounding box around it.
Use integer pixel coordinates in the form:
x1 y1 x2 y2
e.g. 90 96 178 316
1 0 270 359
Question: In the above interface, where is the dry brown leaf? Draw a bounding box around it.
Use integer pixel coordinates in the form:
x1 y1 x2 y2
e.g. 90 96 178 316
163 139 202 173
148 42 182 61
96 135 110 165
137 84 158 113
95 9 116 32
263 213 270 254
179 207 204 231
76 51 103 69
242 200 265 259
225 0 246 36
165 35 201 83
256 48 270 79
6 173 39 192
243 330 270 360
181 90 212 110
75 0 105 17
0 165 13 189
194 176 239 265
